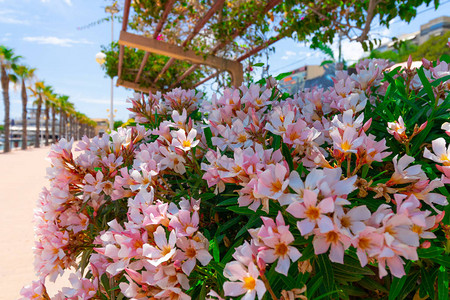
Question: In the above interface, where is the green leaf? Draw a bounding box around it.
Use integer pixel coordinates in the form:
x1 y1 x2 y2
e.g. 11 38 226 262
307 275 324 298
431 255 450 268
438 266 449 300
252 62 264 67
417 67 435 104
272 134 281 150
216 197 238 206
332 256 375 276
418 247 444 258
358 277 389 293
316 254 335 295
398 272 420 300
275 71 292 80
421 267 438 300
211 237 220 262
281 142 294 170
389 261 411 300
320 60 334 66
235 215 260 239
227 206 256 215
203 127 213 149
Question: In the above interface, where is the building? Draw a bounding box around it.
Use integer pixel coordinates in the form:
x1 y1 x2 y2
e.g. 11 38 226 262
93 118 109 136
278 64 335 94
377 16 449 52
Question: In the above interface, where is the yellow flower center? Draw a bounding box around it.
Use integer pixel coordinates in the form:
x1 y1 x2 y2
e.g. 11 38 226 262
340 216 351 228
161 245 172 256
305 206 320 220
341 141 352 152
358 237 371 250
185 247 197 259
411 224 423 235
274 242 289 257
325 231 339 244
182 140 192 148
270 180 283 194
243 276 256 290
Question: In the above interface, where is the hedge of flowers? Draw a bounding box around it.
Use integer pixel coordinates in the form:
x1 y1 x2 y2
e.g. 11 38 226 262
21 55 450 299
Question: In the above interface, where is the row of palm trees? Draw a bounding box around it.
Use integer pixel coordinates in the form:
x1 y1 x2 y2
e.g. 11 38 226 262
1 45 97 153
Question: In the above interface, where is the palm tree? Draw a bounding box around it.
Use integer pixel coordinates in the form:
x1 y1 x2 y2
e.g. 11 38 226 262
0 46 21 153
12 65 36 150
50 94 58 143
29 81 45 148
57 95 70 139
42 85 54 146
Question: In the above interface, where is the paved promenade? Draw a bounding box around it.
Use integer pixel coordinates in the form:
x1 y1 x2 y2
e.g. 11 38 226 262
0 146 68 299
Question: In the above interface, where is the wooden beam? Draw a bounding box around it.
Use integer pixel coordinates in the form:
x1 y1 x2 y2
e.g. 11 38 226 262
170 65 198 88
193 71 219 88
154 0 225 84
116 79 157 94
118 45 125 80
135 0 175 84
237 34 284 62
122 0 131 32
119 31 243 86
118 0 131 80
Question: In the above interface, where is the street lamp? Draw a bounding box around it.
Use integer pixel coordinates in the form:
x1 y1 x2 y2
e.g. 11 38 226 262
96 4 119 132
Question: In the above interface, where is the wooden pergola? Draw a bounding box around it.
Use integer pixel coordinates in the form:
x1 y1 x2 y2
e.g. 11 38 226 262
116 0 285 93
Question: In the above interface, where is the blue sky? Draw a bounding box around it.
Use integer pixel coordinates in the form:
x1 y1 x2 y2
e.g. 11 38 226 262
0 0 449 123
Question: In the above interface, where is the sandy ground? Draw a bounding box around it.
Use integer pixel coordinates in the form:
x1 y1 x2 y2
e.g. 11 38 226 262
0 146 69 299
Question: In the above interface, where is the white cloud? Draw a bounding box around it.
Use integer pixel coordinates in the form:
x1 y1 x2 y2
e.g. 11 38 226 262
23 36 93 47
0 10 30 25
285 50 296 56
281 55 289 60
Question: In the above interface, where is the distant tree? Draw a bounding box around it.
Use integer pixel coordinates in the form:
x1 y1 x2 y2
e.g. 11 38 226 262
411 31 450 61
12 65 36 150
114 120 124 130
0 46 20 153
369 40 418 63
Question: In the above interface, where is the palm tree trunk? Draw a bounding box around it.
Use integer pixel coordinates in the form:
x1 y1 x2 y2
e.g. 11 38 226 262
21 77 27 150
1 66 10 153
51 107 56 143
63 113 67 138
59 112 63 139
44 101 49 146
35 94 42 148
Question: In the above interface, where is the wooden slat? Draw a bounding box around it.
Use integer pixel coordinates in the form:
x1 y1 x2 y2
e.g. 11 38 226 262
170 65 198 88
119 31 243 86
122 0 131 32
117 79 157 94
118 0 131 80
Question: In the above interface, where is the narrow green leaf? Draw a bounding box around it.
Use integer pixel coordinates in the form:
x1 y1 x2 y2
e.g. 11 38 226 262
281 142 294 170
316 254 335 295
421 267 438 300
389 262 411 300
418 247 444 258
235 215 260 239
203 127 213 149
417 67 435 104
272 134 281 150
216 197 238 206
438 266 449 300
275 71 292 80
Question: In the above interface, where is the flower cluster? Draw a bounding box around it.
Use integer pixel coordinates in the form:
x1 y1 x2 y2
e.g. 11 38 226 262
21 56 450 300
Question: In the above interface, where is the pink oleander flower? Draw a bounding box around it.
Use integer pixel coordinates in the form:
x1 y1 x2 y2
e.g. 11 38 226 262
255 163 290 201
389 154 426 185
169 209 199 237
333 205 371 237
352 226 384 267
172 128 199 151
257 212 302 275
175 235 212 275
387 116 407 141
223 261 266 300
330 126 364 154
159 146 187 174
424 137 450 165
61 271 98 299
286 189 335 235
143 226 177 266
19 279 48 300
312 226 352 263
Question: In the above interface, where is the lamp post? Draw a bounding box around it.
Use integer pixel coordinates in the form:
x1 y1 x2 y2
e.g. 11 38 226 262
96 4 119 132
